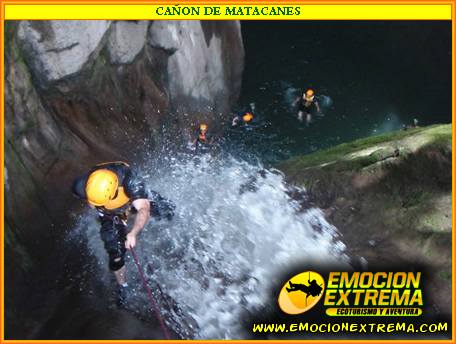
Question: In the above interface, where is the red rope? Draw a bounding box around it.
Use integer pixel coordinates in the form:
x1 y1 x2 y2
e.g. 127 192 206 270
130 247 171 340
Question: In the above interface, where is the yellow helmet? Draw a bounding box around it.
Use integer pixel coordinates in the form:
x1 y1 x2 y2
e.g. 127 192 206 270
85 169 119 207
242 113 253 123
200 123 208 131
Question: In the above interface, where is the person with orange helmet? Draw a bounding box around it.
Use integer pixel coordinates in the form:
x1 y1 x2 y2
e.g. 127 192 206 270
232 102 256 128
193 123 214 153
294 88 321 125
72 161 174 307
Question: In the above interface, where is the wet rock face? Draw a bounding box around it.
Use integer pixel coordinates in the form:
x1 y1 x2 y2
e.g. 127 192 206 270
150 21 225 106
5 20 244 339
107 21 149 64
17 20 244 113
149 21 244 115
18 21 111 85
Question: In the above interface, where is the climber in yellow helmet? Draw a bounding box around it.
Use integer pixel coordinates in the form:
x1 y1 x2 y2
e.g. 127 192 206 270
72 161 175 307
294 88 321 125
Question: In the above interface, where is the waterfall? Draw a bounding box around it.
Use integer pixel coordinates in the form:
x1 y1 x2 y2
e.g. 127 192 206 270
72 153 348 339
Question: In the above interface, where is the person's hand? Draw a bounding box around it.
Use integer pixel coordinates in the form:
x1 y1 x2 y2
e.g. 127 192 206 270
125 232 137 250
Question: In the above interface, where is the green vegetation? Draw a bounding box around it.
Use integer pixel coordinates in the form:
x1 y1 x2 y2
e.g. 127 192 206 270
281 124 451 170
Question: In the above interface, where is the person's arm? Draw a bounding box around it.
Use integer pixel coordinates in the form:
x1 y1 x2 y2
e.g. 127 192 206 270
315 101 321 113
125 198 150 249
123 168 150 249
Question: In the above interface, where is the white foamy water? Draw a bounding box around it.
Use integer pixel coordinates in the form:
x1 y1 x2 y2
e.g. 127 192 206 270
72 154 348 339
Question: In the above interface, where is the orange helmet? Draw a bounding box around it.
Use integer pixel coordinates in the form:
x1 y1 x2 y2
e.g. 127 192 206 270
305 89 315 99
200 123 208 131
85 169 118 207
242 113 254 123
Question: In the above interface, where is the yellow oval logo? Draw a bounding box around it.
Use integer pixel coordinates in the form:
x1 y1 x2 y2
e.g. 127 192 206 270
278 271 325 315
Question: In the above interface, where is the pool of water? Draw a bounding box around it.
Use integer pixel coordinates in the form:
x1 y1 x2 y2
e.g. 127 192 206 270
234 21 452 163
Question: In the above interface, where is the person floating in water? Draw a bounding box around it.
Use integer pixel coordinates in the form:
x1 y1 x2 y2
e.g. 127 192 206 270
232 102 256 128
194 123 214 153
294 89 321 125
72 161 175 307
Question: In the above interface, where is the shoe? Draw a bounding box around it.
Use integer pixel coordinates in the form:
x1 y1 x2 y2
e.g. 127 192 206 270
117 285 129 308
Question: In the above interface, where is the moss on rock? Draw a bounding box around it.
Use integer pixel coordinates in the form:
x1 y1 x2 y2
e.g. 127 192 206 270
282 124 451 171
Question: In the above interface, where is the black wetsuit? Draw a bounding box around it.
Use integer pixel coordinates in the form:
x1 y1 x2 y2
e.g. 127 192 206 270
72 162 174 271
232 112 256 128
297 98 319 115
195 132 212 153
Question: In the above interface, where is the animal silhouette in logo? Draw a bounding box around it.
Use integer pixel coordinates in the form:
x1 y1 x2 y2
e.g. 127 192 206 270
286 273 323 306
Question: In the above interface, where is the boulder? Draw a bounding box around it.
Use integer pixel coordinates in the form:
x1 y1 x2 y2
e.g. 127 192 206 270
18 20 111 84
149 21 244 114
149 20 225 103
107 21 149 64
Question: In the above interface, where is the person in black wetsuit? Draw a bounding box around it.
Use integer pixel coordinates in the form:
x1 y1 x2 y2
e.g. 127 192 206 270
72 161 175 307
193 123 213 152
232 103 256 128
193 123 214 153
232 111 254 127
294 89 321 125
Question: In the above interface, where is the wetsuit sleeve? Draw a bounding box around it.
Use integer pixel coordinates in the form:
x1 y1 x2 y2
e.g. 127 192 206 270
123 169 149 201
72 174 89 200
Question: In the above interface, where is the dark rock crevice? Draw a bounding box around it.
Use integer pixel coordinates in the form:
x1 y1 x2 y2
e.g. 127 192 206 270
45 42 80 54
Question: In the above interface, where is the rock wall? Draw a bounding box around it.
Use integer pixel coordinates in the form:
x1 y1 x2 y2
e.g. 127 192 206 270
149 21 243 118
4 20 244 338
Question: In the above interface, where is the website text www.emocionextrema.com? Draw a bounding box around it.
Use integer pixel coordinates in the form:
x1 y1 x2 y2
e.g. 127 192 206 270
252 322 448 334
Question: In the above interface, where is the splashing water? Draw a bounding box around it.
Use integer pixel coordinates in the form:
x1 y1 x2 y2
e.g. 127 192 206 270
72 154 348 339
